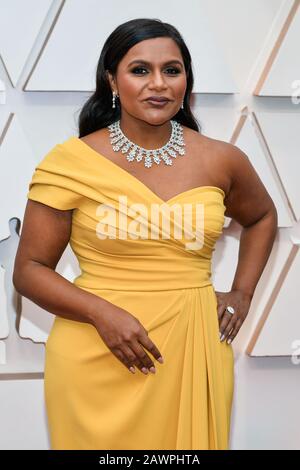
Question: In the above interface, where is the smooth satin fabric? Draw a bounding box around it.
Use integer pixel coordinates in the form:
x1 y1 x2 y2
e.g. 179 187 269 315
27 136 234 450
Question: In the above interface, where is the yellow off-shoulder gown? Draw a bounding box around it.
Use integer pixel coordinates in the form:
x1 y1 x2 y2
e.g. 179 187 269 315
27 136 234 450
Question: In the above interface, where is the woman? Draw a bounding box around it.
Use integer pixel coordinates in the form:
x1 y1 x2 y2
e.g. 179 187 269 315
13 18 277 450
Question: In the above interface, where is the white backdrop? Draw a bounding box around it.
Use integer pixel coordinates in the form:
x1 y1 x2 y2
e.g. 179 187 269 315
0 0 300 449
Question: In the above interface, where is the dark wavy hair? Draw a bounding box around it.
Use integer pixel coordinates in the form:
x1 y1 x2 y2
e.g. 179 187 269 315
77 18 201 137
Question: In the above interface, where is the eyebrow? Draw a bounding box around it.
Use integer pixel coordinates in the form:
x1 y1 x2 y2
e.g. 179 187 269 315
127 59 183 67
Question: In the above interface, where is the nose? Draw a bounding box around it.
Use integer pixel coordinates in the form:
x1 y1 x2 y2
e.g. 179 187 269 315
148 70 168 89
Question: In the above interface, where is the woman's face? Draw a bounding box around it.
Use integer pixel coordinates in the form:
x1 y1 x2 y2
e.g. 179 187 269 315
107 37 187 125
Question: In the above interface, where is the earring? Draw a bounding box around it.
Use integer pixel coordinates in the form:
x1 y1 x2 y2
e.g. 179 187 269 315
112 91 119 109
181 99 184 109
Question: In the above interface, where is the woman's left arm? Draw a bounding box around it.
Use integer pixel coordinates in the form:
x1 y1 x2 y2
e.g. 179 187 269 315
216 144 278 345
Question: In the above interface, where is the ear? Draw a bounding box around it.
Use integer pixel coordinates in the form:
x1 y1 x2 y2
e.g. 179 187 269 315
106 70 117 93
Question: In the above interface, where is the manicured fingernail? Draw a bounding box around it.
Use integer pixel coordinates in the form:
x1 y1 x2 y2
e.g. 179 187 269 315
219 331 222 338
157 357 164 364
129 367 136 374
220 334 225 342
227 338 232 344
149 366 156 374
141 367 149 374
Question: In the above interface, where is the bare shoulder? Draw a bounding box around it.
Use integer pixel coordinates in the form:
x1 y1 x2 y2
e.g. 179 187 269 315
184 127 277 224
208 137 277 225
183 127 233 193
198 134 247 180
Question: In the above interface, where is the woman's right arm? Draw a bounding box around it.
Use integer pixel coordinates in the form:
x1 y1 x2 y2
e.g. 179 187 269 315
13 200 109 325
13 200 163 375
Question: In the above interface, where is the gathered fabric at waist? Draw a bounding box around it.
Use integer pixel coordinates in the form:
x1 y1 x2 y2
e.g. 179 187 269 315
73 253 213 292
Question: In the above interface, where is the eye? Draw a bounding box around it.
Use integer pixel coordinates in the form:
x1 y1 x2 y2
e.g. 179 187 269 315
131 67 147 75
165 67 181 75
131 67 181 75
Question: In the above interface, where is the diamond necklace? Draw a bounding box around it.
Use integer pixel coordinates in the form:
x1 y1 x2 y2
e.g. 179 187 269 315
107 119 186 168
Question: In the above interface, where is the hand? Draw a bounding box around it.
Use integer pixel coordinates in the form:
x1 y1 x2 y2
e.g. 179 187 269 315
215 289 252 344
92 304 164 375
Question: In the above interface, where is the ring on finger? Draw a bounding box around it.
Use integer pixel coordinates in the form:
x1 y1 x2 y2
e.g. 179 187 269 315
226 305 235 315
